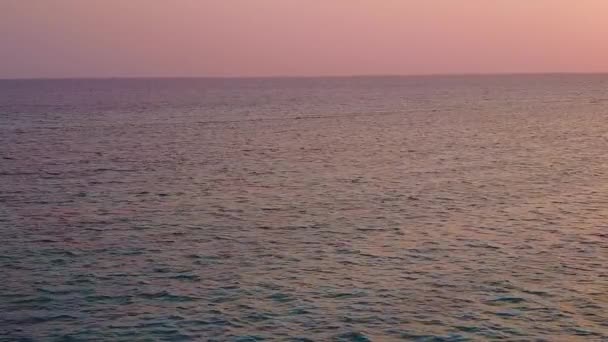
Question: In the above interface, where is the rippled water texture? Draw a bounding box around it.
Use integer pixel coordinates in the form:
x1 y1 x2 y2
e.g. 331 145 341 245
1 76 607 341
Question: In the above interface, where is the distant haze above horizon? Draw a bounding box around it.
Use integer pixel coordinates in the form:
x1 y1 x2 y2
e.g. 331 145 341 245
1 0 608 79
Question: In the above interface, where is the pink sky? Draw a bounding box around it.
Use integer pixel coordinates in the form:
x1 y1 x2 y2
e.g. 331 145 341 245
1 0 607 78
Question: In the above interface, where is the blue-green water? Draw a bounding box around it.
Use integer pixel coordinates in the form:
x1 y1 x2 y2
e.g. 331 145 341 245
1 76 607 341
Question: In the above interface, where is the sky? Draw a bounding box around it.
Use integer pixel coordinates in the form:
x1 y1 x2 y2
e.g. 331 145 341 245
1 0 607 78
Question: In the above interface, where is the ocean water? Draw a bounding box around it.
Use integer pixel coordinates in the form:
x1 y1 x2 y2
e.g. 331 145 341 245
1 75 607 341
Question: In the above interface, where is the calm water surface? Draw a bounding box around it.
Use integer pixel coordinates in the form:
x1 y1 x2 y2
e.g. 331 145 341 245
1 76 607 341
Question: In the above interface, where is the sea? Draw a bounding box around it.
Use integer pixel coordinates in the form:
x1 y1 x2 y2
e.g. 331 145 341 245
1 75 607 341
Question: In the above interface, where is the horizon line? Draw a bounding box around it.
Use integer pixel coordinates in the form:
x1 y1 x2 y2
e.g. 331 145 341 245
2 71 608 81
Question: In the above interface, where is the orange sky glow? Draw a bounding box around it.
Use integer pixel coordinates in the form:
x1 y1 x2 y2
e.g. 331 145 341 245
1 0 607 78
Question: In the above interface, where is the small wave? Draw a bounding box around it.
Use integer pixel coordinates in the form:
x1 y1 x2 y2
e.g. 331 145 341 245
333 331 371 342
138 291 197 302
487 296 526 304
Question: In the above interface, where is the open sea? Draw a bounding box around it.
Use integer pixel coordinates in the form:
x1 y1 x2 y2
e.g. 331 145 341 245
1 75 607 341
